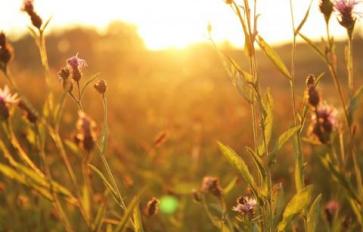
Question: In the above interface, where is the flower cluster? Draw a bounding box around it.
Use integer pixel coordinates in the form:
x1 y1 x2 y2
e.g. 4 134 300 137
0 32 12 73
57 53 87 91
74 111 97 152
232 196 257 218
21 0 42 29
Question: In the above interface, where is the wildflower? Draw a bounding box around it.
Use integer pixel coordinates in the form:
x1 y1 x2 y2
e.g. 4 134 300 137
21 0 42 29
0 86 19 120
75 111 97 152
94 80 107 95
201 176 223 197
232 196 257 218
0 33 12 73
320 0 334 22
144 197 159 217
18 100 38 124
325 200 340 224
334 0 361 37
66 53 87 82
310 104 337 144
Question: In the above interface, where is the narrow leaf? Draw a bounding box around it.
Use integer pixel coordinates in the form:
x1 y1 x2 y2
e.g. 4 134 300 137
257 36 291 80
307 194 322 232
218 142 256 191
277 185 314 231
294 0 313 35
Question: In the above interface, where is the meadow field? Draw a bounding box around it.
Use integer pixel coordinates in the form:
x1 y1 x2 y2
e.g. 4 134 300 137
0 0 363 231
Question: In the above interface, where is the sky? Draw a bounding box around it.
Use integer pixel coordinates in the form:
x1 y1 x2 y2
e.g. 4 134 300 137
0 0 360 50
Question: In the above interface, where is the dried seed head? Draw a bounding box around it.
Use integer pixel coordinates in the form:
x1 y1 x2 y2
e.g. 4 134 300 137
201 176 223 197
75 111 97 152
325 200 340 224
320 0 334 22
94 79 107 94
144 197 160 217
306 74 316 87
232 196 257 218
18 100 38 124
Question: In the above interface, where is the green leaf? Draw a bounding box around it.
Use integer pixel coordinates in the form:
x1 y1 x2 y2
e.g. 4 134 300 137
348 85 363 125
218 142 256 191
277 185 314 232
307 194 322 232
294 0 313 35
257 36 291 80
258 90 274 156
115 188 147 232
89 164 118 199
269 126 301 165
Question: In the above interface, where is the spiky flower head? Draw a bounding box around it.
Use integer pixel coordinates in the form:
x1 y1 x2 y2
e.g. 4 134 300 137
66 53 87 82
334 0 361 37
232 196 257 218
0 86 19 120
310 104 337 144
75 111 97 152
201 176 223 197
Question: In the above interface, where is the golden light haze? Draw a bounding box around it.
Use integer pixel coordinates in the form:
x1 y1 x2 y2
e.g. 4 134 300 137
0 0 361 50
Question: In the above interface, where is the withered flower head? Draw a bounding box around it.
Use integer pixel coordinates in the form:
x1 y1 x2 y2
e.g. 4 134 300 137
144 197 159 217
21 0 42 29
67 53 87 82
75 111 97 152
334 0 361 37
94 80 107 95
232 196 257 218
57 66 73 92
310 104 337 144
201 176 223 197
0 85 19 120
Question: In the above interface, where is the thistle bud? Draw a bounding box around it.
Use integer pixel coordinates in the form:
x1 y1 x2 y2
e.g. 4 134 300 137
320 0 334 23
94 80 107 94
21 0 43 29
201 176 222 198
144 197 159 217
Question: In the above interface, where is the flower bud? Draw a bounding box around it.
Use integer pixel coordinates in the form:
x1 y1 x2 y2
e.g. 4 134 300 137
94 80 107 94
201 176 222 198
144 197 159 217
319 0 334 23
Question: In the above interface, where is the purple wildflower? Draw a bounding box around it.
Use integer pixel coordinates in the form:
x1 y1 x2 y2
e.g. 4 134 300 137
66 53 87 82
233 196 257 218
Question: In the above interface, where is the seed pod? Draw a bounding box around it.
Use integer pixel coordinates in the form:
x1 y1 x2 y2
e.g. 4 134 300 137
319 0 334 23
